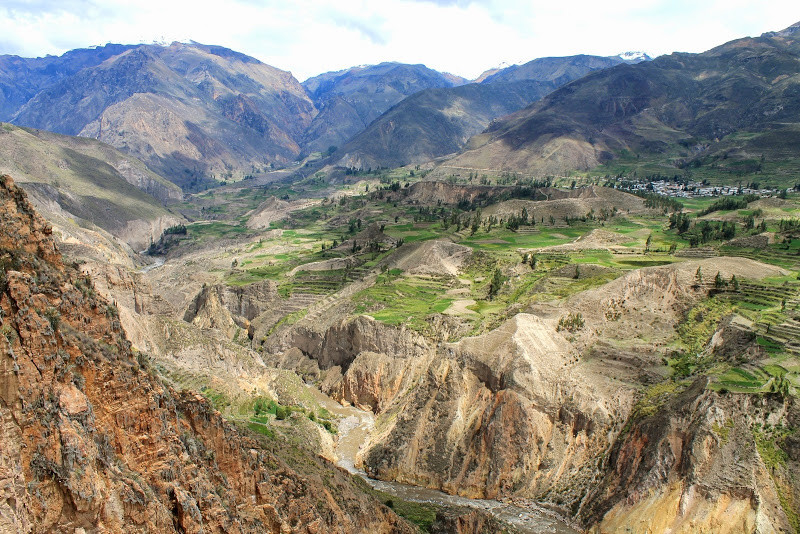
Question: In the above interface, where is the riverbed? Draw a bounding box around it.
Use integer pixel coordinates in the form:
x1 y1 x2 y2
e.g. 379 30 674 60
305 384 579 533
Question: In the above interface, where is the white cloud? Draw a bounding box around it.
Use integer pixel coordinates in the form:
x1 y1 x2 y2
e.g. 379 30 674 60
1 0 799 80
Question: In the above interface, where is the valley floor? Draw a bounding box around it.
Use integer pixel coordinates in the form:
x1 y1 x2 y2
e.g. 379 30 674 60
32 172 800 532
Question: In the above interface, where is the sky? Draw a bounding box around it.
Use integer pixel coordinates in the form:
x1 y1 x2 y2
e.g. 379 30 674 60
2 0 800 82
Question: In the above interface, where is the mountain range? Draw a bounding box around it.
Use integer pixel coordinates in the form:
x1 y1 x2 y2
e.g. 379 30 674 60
5 42 316 190
301 62 467 154
3 23 800 191
333 54 639 169
0 43 651 189
446 22 800 180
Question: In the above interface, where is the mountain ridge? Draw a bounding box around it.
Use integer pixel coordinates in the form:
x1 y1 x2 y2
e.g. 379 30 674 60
9 42 316 189
442 21 800 180
330 55 637 169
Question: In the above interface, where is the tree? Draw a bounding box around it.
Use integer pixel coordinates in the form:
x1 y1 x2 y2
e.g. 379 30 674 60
714 271 724 289
488 268 503 300
731 274 740 290
695 266 703 285
645 234 652 253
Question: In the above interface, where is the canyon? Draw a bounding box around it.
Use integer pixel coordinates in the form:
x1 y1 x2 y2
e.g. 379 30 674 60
2 20 800 534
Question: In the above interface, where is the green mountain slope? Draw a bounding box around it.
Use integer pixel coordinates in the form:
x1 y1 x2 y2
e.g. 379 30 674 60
446 22 800 185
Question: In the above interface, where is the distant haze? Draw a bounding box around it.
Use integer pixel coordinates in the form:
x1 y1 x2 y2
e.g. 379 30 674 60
1 0 799 80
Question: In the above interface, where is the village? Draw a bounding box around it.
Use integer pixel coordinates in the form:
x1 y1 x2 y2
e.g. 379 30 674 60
621 178 788 198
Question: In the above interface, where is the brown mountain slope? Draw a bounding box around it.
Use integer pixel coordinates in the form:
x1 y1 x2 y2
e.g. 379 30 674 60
332 55 632 170
0 123 182 252
301 62 461 154
480 54 624 85
0 173 412 533
0 44 138 121
11 43 316 189
334 80 558 169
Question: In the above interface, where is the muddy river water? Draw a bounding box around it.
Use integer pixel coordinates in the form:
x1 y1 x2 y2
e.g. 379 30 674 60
306 385 579 533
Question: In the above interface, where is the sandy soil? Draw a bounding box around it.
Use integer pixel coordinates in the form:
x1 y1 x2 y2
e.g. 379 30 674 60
535 229 631 252
389 239 472 276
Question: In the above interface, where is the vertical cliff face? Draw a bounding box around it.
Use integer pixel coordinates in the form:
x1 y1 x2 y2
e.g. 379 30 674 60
0 174 413 533
580 380 800 533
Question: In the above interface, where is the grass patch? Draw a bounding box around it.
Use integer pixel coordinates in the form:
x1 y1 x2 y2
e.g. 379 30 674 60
247 421 276 438
352 477 439 532
711 419 734 444
353 274 454 334
676 298 736 355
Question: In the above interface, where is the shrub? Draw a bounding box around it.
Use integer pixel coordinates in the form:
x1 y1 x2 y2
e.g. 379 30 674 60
557 312 585 333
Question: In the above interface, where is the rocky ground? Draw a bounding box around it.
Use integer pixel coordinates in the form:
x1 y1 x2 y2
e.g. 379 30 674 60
0 175 414 533
9 173 800 533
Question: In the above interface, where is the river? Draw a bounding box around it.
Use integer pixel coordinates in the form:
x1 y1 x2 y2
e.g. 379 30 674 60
305 385 580 533
138 255 165 273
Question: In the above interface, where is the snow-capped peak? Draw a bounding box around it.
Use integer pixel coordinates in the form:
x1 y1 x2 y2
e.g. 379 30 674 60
617 51 651 63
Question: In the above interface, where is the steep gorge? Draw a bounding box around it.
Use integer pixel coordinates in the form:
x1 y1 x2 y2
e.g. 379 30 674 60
0 174 413 533
252 254 800 532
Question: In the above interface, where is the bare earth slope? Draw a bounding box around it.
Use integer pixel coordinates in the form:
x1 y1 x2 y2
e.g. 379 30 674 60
0 174 412 533
0 123 182 251
11 43 316 188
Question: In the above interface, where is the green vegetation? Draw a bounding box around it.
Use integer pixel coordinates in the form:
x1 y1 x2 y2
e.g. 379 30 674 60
620 381 686 438
352 476 439 532
711 419 734 444
353 274 454 334
752 422 800 532
698 195 759 216
199 387 338 441
676 299 735 355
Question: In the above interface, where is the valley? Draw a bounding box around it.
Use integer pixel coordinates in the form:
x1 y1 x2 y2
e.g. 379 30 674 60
63 163 800 532
2 17 800 534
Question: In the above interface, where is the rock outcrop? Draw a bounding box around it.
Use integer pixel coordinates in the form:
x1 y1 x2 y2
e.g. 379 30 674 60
0 174 413 533
581 380 799 533
260 251 799 532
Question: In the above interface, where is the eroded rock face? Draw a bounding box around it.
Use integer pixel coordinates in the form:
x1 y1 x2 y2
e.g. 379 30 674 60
268 315 435 411
581 381 799 533
430 507 506 534
0 175 413 533
363 314 614 504
266 281 798 533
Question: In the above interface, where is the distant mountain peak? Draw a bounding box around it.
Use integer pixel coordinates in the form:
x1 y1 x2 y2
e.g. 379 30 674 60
473 62 511 83
778 21 800 36
617 51 652 63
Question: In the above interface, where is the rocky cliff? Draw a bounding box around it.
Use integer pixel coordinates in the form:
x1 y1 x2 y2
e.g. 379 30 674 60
258 254 799 532
0 173 413 533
